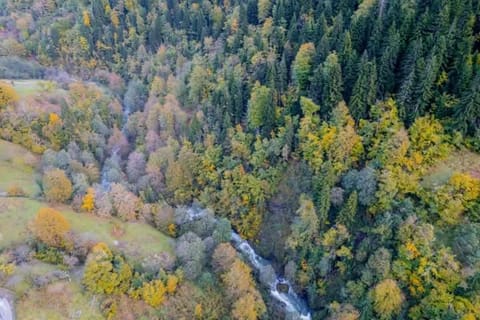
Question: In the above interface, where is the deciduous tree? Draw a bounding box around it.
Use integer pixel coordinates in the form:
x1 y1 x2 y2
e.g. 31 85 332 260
42 169 73 203
32 207 71 248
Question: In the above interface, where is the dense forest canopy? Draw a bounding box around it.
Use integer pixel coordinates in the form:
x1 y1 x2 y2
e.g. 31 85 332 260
1 0 480 319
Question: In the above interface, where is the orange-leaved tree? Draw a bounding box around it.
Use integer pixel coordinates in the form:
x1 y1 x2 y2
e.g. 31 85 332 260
32 207 71 248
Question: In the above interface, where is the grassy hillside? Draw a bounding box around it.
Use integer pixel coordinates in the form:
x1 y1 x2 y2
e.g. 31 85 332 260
421 149 480 189
0 139 39 196
0 197 172 259
0 137 172 259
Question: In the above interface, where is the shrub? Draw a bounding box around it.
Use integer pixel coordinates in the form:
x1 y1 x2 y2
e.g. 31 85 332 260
32 207 71 248
0 81 19 108
141 279 167 307
83 242 132 295
7 184 26 197
81 187 95 212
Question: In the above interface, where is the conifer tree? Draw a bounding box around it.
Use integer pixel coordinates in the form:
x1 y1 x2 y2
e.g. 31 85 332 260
349 54 377 121
336 191 358 228
320 52 343 117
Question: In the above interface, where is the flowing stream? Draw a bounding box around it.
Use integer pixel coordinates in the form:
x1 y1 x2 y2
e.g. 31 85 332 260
0 298 13 320
100 96 311 319
187 207 311 320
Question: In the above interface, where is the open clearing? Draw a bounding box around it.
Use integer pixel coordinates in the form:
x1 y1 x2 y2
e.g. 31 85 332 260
16 278 104 320
0 138 172 319
0 139 172 260
0 79 52 97
421 148 480 189
0 197 173 260
0 139 39 196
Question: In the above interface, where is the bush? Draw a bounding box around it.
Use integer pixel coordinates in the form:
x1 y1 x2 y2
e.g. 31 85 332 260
175 232 206 280
32 207 71 248
0 81 19 108
83 242 132 295
42 168 73 203
7 184 26 197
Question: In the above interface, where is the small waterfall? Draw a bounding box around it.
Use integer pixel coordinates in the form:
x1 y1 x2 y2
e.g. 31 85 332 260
0 298 13 320
186 207 312 320
100 92 312 319
231 232 311 320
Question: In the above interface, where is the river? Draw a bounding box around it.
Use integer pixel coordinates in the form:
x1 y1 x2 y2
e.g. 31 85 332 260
100 94 312 319
186 207 311 320
0 297 13 320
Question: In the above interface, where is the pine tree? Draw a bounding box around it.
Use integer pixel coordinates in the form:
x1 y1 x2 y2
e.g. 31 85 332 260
340 31 358 100
454 73 480 135
349 53 377 121
378 28 400 98
247 0 258 24
320 52 343 117
336 191 358 228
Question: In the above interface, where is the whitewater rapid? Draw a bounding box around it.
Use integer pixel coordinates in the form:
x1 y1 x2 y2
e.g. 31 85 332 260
0 297 13 320
187 207 311 320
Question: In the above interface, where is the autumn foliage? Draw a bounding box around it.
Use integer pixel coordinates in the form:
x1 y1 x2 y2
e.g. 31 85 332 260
0 81 18 108
42 168 73 203
83 242 132 295
81 187 95 212
32 207 71 248
373 279 404 319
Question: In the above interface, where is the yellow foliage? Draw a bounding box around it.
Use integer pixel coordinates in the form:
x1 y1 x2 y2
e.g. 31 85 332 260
141 279 166 307
83 242 132 295
299 100 363 175
408 275 425 297
405 241 420 259
48 113 61 126
320 126 337 151
195 303 203 319
91 242 113 258
0 81 19 107
231 17 239 32
449 172 480 201
111 10 120 28
408 116 450 168
462 314 476 320
433 172 480 224
232 293 263 320
166 275 178 294
0 262 15 276
79 36 89 52
32 207 71 248
83 10 91 27
81 187 95 212
437 71 448 86
373 279 404 319
167 223 177 237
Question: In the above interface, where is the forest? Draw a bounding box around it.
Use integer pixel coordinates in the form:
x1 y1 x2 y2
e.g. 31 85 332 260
0 0 480 319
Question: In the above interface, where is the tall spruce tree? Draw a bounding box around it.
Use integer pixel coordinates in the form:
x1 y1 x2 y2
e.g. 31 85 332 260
349 53 377 121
